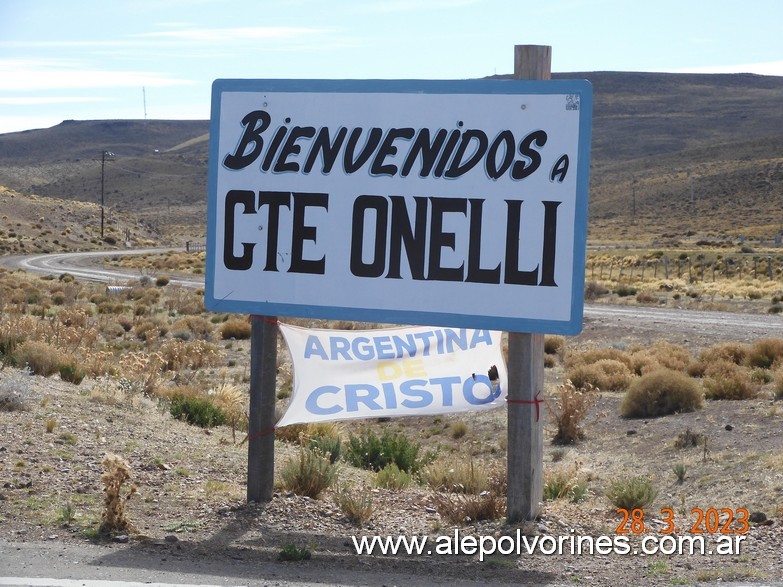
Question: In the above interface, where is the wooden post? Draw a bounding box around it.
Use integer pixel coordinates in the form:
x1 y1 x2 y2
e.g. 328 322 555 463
506 44 549 524
247 315 278 502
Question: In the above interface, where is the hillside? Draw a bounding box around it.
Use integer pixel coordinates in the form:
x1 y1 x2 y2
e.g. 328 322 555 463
0 72 782 245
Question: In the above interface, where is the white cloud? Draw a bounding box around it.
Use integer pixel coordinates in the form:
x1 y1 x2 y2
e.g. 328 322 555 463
133 26 329 43
0 96 109 105
361 0 480 12
0 59 196 91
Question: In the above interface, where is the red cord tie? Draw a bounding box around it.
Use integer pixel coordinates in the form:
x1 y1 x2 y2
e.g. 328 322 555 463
506 390 543 422
249 315 278 325
246 427 276 442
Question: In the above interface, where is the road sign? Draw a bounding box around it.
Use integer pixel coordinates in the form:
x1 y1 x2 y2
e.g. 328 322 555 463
206 79 591 334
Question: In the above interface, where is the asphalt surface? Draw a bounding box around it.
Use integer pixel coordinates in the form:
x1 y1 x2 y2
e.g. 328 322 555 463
3 248 783 344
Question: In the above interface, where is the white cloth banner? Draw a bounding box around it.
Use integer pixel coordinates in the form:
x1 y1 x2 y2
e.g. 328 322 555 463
276 323 508 426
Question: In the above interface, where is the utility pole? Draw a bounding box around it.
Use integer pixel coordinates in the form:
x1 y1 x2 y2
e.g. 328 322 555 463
100 151 114 239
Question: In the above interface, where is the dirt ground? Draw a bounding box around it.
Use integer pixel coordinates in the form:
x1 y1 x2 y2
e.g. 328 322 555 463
1 314 783 587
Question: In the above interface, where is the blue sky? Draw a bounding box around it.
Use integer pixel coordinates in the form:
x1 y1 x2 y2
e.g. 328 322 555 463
1 0 782 135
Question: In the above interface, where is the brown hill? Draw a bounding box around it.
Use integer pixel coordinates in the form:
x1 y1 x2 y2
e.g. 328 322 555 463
1 72 782 245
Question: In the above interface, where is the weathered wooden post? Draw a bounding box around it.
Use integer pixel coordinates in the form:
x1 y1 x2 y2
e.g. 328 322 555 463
247 315 278 502
506 44 549 523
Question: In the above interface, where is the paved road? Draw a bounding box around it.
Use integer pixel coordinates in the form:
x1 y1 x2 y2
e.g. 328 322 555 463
3 248 782 344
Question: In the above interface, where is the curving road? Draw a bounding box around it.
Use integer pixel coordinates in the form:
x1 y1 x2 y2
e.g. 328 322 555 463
3 249 783 344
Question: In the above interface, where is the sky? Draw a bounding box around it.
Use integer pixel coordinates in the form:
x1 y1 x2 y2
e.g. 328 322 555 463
1 0 782 135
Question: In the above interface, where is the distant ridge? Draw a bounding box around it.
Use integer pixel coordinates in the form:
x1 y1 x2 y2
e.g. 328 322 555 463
1 71 781 242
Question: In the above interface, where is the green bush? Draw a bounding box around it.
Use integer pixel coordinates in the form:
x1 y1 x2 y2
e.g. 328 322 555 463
375 463 413 490
59 362 86 385
606 475 658 510
615 285 638 297
278 543 311 561
345 429 432 473
621 369 702 418
309 433 342 464
279 447 338 498
169 395 226 428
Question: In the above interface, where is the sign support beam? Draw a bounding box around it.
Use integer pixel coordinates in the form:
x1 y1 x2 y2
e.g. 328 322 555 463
506 44 550 524
247 315 278 502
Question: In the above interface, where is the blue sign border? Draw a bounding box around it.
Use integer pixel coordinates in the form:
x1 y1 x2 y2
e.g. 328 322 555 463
206 78 592 335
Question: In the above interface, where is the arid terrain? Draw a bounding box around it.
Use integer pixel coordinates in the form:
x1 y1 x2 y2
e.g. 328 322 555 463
1 70 783 586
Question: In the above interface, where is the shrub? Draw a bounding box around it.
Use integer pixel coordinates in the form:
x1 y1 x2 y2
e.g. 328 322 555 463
59 362 86 385
615 285 637 297
279 446 338 498
432 471 506 524
745 338 783 369
630 350 663 376
606 475 657 510
621 369 703 418
219 318 252 340
375 463 413 490
100 453 137 534
547 380 599 445
543 464 589 503
0 368 33 412
645 341 693 373
309 432 342 464
774 371 783 400
698 342 748 367
14 341 62 376
566 359 632 392
544 335 564 355
155 275 170 287
170 394 227 428
674 428 706 449
450 420 468 439
333 484 374 526
584 281 609 300
702 362 756 400
635 290 658 304
565 347 633 371
673 463 686 484
278 543 311 561
422 460 489 494
345 429 432 474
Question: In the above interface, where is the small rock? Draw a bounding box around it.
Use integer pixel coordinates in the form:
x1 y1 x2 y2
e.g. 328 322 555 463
113 535 129 544
626 430 637 436
0 493 5 500
48 535 58 540
425 506 437 514
725 424 734 431
164 534 179 543
749 511 767 524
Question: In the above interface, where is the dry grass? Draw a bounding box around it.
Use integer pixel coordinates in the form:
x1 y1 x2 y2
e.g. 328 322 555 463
546 380 600 445
422 459 489 494
99 453 137 534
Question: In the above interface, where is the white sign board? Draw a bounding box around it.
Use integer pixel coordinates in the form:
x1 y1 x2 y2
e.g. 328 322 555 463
276 323 508 426
206 79 592 334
